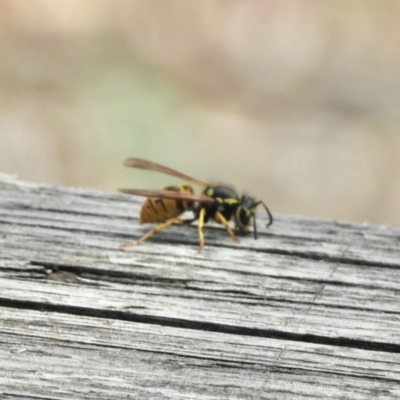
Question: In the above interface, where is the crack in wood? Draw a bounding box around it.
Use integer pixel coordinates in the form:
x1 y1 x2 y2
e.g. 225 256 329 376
0 297 399 355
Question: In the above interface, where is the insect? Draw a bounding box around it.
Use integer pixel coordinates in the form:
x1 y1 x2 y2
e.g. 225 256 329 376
119 158 273 252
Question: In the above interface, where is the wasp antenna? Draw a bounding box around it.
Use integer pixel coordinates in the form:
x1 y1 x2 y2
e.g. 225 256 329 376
255 201 273 227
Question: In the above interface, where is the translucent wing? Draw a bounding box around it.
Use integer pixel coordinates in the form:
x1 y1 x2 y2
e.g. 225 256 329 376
123 158 208 188
118 188 215 204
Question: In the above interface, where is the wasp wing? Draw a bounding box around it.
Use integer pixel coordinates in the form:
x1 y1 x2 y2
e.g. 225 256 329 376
123 158 208 188
119 188 215 204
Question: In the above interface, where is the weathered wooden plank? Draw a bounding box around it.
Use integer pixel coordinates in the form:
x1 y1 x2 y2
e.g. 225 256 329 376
1 174 400 399
1 307 400 399
0 254 400 349
3 177 399 343
1 232 400 348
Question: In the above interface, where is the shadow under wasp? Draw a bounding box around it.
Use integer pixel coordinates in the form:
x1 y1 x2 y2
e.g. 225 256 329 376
119 158 273 252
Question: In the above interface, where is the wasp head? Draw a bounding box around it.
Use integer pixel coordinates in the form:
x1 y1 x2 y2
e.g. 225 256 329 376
234 196 273 239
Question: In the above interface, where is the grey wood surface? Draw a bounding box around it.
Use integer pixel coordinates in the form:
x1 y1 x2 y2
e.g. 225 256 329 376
0 174 399 399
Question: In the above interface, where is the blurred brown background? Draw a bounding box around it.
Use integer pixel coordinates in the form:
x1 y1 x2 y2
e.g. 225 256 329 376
0 0 399 226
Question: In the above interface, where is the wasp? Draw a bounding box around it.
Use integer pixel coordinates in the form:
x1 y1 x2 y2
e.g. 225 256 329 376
119 158 273 252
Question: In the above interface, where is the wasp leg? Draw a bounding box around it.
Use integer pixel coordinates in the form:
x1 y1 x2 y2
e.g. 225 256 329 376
197 208 206 253
121 217 184 249
215 211 240 244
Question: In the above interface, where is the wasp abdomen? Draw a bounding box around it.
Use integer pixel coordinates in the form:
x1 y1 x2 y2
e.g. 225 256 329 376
139 185 194 224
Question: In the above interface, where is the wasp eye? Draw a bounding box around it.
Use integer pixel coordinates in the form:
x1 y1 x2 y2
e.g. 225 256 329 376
240 208 249 224
236 206 253 232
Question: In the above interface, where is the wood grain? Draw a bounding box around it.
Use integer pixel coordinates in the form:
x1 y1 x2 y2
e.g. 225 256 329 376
0 174 399 399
